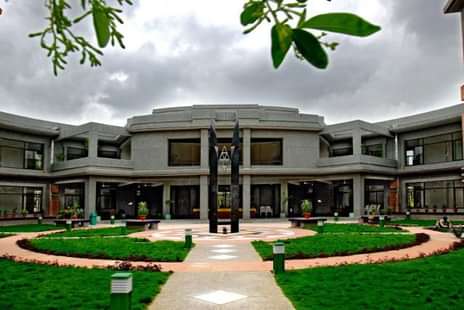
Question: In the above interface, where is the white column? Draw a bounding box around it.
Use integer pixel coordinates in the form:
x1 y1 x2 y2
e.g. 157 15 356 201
163 183 171 216
242 175 251 219
88 133 98 158
352 128 362 156
200 176 208 220
353 175 364 217
200 129 209 169
243 128 251 168
280 180 288 217
85 177 96 217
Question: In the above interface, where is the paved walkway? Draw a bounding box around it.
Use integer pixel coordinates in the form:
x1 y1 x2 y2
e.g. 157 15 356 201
149 240 294 309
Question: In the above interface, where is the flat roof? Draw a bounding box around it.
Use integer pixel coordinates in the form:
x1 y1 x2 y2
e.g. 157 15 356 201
444 0 464 13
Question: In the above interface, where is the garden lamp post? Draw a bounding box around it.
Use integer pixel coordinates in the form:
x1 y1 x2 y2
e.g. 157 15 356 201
317 220 325 233
334 212 339 222
65 219 72 231
110 215 115 225
37 215 43 225
379 215 385 228
273 242 285 274
184 228 193 248
110 273 132 310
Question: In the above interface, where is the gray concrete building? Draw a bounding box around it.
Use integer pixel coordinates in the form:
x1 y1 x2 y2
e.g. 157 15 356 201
1 104 464 221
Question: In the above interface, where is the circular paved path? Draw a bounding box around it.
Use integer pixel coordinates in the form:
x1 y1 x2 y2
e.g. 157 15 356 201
0 223 459 272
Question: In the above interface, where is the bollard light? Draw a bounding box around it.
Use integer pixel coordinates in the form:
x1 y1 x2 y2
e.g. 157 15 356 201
66 219 72 231
110 215 115 225
461 232 464 239
379 215 385 228
37 216 43 225
185 228 193 248
273 242 285 274
111 273 132 310
120 222 127 235
317 220 324 233
406 210 411 220
334 212 339 222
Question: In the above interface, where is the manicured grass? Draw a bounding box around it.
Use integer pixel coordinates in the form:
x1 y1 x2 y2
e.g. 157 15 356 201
26 237 190 262
392 219 464 227
44 227 142 238
276 245 464 310
0 224 59 232
252 233 419 260
0 233 12 238
305 223 402 233
0 258 169 310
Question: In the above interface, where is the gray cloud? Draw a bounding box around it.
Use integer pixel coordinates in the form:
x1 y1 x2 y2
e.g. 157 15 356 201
0 1 462 126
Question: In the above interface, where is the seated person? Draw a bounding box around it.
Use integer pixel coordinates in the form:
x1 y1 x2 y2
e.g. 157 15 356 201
435 216 452 229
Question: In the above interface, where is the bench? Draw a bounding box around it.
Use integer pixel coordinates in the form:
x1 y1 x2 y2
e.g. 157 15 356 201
288 217 327 228
54 219 89 228
125 219 160 231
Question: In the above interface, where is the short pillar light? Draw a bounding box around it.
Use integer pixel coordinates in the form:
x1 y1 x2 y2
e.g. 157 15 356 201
334 212 339 222
121 222 127 235
37 215 43 225
66 219 72 231
185 229 193 248
317 220 325 233
273 242 285 274
406 210 411 220
110 215 115 225
111 273 132 310
379 215 385 228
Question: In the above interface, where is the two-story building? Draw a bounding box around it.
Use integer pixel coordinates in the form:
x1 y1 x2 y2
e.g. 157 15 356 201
1 104 463 221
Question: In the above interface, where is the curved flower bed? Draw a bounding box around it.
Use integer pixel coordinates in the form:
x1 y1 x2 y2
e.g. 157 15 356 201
18 237 191 262
252 233 429 261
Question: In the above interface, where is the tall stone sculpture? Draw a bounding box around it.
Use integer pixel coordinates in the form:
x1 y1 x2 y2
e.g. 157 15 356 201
208 122 218 233
230 119 240 233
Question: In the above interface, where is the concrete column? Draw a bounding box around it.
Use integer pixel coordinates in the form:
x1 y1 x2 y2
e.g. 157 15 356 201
200 176 208 220
163 183 171 216
353 175 365 217
280 180 288 217
243 128 251 168
242 175 251 219
88 133 98 158
200 129 209 169
85 177 96 217
352 128 362 156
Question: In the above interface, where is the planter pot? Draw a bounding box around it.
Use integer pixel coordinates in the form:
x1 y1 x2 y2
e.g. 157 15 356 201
303 212 311 219
138 215 146 220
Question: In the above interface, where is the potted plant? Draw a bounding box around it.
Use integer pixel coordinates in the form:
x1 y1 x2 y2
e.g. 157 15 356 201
300 200 312 219
137 201 149 220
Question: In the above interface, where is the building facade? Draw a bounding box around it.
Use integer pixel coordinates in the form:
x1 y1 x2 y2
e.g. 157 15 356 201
1 104 464 220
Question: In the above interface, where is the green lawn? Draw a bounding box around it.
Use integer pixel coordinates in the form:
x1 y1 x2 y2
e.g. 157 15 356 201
391 219 464 227
252 233 419 260
0 224 60 232
276 246 464 310
0 233 12 238
25 237 190 262
305 223 402 233
0 258 169 310
44 227 142 238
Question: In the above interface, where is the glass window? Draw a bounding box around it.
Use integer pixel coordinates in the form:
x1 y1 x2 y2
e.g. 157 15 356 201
25 142 44 170
362 144 384 157
0 139 43 169
0 186 42 216
251 139 282 165
98 149 120 159
406 180 464 210
168 139 201 166
405 131 462 166
331 147 353 157
67 146 88 160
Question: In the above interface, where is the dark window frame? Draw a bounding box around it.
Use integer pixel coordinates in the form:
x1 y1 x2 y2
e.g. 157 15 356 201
0 186 43 215
251 138 283 166
362 143 384 158
406 180 464 209
168 139 201 167
0 138 44 170
66 146 88 160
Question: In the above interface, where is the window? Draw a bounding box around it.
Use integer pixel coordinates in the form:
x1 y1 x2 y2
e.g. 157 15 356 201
168 139 201 166
365 184 385 207
362 144 383 158
61 184 84 209
406 180 464 209
66 146 88 160
0 186 43 216
405 131 462 166
330 147 353 157
251 139 282 165
0 138 44 170
98 149 120 159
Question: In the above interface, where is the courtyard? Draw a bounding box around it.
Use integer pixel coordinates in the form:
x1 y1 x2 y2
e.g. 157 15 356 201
0 218 462 309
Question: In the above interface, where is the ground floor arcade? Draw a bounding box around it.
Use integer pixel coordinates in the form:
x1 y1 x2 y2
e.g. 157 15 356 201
1 172 463 220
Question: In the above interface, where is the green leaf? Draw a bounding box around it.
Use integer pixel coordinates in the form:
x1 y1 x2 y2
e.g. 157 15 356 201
292 29 328 69
240 2 265 26
301 13 381 37
271 24 293 69
92 4 110 48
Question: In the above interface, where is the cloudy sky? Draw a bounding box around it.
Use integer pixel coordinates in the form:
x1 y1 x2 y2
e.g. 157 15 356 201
0 0 462 126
